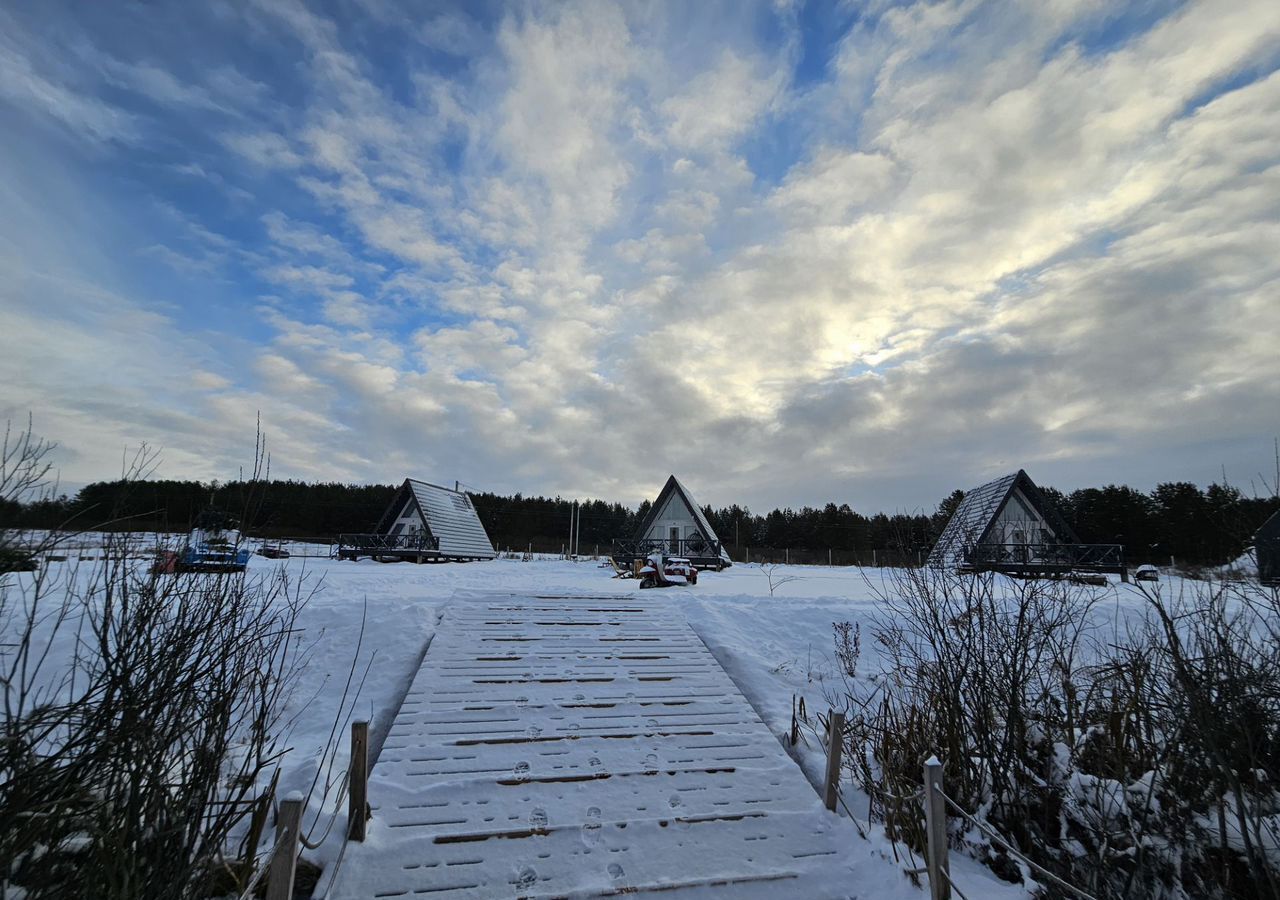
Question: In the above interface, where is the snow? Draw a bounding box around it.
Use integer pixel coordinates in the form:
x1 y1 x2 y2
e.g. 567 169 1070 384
274 557 1030 898
9 550 1161 898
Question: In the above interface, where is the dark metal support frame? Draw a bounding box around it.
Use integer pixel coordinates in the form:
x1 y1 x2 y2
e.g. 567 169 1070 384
613 537 726 571
961 541 1126 577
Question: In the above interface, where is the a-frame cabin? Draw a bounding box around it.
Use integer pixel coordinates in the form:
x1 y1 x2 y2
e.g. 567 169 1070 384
928 469 1126 578
615 475 731 570
337 478 496 562
1257 510 1280 587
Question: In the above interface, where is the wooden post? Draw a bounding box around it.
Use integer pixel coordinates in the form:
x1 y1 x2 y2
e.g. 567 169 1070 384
267 794 304 900
349 720 370 841
823 710 845 811
923 756 950 900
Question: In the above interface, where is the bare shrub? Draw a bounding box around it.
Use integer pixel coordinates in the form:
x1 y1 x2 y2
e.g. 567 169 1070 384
0 418 318 899
833 621 860 679
760 563 802 596
832 564 1280 899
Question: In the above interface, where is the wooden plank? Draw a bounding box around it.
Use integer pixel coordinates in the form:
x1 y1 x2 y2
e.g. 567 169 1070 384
349 720 369 842
328 593 859 898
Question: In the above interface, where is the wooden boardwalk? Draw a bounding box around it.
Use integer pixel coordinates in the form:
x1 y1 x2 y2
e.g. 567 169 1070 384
329 593 858 898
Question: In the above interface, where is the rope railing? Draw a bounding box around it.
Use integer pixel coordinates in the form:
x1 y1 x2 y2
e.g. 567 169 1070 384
810 708 1100 900
299 769 351 850
935 785 1101 900
231 719 371 900
235 830 292 900
939 868 974 900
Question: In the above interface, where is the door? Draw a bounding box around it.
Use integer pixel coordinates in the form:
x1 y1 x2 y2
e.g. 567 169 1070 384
1011 529 1028 563
669 526 680 553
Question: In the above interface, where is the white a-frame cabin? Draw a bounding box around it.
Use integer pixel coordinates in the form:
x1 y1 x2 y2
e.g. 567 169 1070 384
927 469 1126 578
626 475 731 570
337 478 496 562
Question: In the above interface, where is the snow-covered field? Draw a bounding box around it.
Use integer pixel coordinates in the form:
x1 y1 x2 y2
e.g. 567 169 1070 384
257 555 1159 898
5 550 1184 898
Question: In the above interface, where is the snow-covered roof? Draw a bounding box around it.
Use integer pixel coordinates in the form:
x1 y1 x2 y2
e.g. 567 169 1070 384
380 478 496 559
926 469 1075 570
635 475 731 562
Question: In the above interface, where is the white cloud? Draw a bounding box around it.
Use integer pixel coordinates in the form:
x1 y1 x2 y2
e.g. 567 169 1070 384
3 0 1278 511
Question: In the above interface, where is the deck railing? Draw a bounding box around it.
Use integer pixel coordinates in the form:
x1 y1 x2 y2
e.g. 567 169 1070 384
613 537 724 561
337 532 440 554
965 542 1125 571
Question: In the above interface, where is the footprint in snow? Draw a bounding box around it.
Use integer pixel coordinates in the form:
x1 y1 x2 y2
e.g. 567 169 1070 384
608 862 625 881
643 752 659 774
588 755 602 769
581 806 602 849
512 761 530 781
668 794 682 809
527 724 542 738
529 807 548 833
514 867 537 890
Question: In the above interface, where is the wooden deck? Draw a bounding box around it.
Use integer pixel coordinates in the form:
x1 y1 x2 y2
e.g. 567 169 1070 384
328 593 858 898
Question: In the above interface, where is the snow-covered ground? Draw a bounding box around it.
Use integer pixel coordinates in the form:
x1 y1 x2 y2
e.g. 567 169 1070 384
258 555 1060 898
7 550 1180 898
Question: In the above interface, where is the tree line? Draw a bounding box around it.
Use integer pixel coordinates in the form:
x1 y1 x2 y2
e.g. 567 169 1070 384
2 476 1275 566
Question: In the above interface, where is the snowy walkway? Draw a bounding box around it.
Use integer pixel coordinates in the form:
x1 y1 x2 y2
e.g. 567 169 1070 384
328 592 860 898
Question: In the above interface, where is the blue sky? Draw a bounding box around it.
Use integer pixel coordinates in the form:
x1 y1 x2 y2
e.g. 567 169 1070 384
1 0 1278 513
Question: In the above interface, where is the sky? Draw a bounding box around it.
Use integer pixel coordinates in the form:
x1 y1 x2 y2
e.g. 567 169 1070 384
1 0 1278 514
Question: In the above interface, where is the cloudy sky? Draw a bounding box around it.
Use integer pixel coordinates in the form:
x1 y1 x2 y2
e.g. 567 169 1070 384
1 0 1277 513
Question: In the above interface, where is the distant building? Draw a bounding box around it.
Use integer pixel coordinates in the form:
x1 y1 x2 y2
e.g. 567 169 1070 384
928 469 1126 577
1258 510 1280 586
337 478 496 562
617 475 731 570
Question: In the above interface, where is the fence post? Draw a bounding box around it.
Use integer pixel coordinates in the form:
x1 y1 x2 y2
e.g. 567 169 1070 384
349 720 370 841
923 756 950 900
267 794 304 900
823 710 845 811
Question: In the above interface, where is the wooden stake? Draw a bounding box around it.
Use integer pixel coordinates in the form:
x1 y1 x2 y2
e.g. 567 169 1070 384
923 756 950 900
266 794 304 900
823 710 845 811
349 720 370 841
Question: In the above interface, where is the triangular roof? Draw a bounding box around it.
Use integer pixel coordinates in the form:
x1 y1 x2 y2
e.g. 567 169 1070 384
1258 509 1280 542
377 478 496 559
634 475 730 562
927 469 1076 569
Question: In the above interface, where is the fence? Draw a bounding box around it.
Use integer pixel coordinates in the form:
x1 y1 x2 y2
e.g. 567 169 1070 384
812 708 1099 900
237 720 371 900
725 545 928 567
